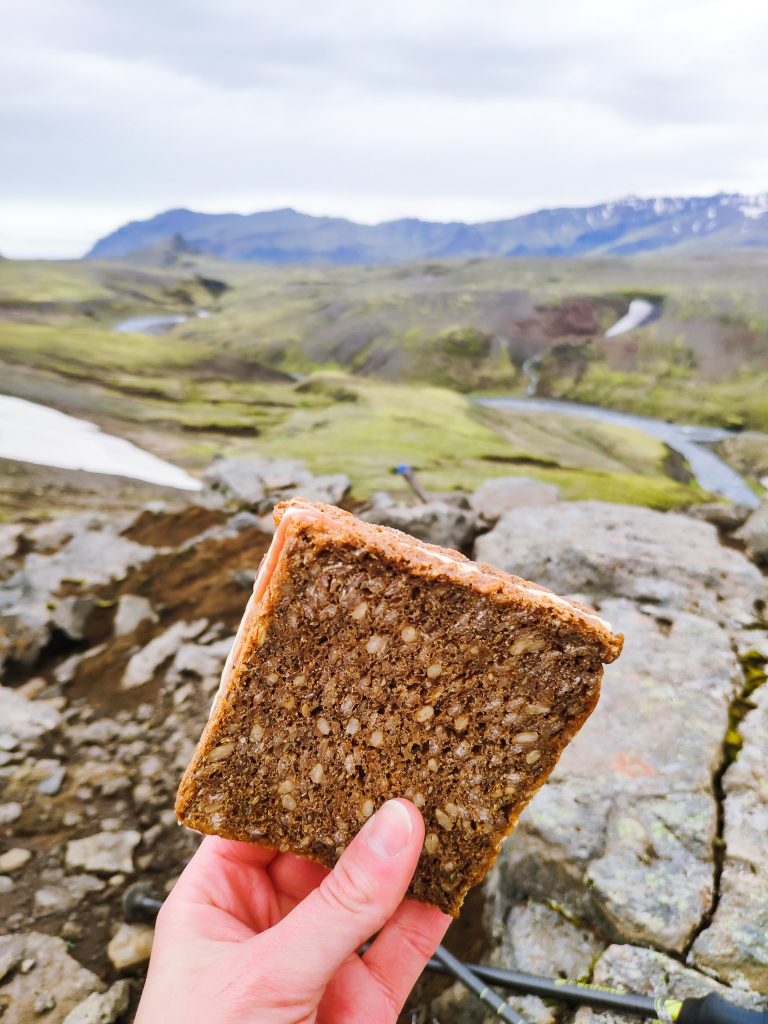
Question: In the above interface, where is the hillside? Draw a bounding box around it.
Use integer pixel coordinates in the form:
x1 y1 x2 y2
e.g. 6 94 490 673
86 193 768 263
1 251 767 518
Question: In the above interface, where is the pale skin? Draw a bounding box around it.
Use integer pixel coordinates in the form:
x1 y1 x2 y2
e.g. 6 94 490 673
135 799 452 1023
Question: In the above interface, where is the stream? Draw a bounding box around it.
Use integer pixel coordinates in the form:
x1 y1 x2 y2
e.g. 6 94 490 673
2 304 754 504
499 297 758 507
475 395 758 508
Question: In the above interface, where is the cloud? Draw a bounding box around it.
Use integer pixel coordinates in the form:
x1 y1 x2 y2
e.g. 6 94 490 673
1 0 767 256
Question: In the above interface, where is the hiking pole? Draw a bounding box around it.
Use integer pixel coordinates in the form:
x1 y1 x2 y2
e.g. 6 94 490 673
422 958 767 1024
394 463 430 503
431 943 526 1023
123 887 766 1024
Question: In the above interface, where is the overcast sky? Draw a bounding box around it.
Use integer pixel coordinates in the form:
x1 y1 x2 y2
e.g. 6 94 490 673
2 0 768 257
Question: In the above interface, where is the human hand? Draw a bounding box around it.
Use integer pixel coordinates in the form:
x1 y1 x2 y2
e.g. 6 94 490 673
135 799 452 1023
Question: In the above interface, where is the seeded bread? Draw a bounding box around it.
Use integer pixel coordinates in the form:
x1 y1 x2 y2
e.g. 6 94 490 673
176 497 623 915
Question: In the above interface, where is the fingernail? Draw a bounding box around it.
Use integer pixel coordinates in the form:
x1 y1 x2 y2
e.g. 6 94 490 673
364 799 413 859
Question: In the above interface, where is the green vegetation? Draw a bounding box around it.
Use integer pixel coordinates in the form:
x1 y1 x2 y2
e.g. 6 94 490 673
1 250 767 515
239 376 703 507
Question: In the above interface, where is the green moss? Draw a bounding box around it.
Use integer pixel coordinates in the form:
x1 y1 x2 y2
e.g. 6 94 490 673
248 376 705 505
725 650 768 764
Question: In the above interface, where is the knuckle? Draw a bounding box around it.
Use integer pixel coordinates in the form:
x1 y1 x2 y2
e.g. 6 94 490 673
320 858 376 919
393 917 439 963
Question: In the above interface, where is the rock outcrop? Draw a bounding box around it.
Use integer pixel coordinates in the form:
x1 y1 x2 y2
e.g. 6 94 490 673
1 480 766 1020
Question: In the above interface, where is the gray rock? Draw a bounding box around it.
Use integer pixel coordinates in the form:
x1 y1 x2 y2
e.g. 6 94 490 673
27 513 113 553
19 531 154 595
0 848 31 873
361 500 477 551
203 456 278 504
65 831 141 875
576 944 765 1024
735 499 768 567
166 635 233 687
428 979 493 1024
492 600 740 954
113 594 158 637
478 899 605 1024
281 472 351 507
121 618 208 689
54 645 106 686
0 687 61 747
0 932 104 1023
61 980 131 1024
0 523 23 562
0 875 14 893
35 993 58 1014
37 762 67 796
106 923 154 971
497 899 604 980
0 948 21 983
204 455 350 509
471 476 559 524
51 596 96 641
34 874 105 915
0 801 22 825
474 501 766 627
0 603 51 669
0 528 153 669
17 676 48 700
686 502 752 532
690 682 768 989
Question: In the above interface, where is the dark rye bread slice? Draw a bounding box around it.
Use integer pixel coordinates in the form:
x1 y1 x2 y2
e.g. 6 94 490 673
176 498 623 915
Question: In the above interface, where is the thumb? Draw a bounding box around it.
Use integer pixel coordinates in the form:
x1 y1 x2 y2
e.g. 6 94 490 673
263 799 425 992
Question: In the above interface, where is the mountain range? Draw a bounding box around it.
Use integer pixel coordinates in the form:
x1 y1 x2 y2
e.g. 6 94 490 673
87 192 768 264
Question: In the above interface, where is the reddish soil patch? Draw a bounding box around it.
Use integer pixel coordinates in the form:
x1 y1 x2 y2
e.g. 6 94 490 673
61 524 272 711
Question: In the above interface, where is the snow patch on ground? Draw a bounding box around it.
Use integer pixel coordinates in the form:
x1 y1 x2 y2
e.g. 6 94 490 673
0 395 201 490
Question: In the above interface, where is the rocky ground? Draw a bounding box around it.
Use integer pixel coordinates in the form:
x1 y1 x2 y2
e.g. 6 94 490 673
0 458 766 1023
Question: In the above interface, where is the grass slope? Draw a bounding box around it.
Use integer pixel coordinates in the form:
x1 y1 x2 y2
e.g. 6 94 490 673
2 252 765 514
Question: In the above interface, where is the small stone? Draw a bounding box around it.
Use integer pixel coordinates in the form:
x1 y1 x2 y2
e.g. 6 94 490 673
65 831 141 875
34 874 105 915
0 688 62 746
37 763 66 796
51 595 96 641
0 801 22 825
0 847 32 873
121 619 208 689
0 932 103 1020
471 476 559 524
735 498 768 567
113 594 158 637
17 676 48 700
361 500 477 551
34 993 57 1014
0 948 20 983
0 875 14 893
61 980 131 1023
107 923 154 971
20 957 36 974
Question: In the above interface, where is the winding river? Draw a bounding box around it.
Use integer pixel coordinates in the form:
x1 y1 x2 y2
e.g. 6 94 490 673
493 298 758 508
0 307 755 505
476 396 758 509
